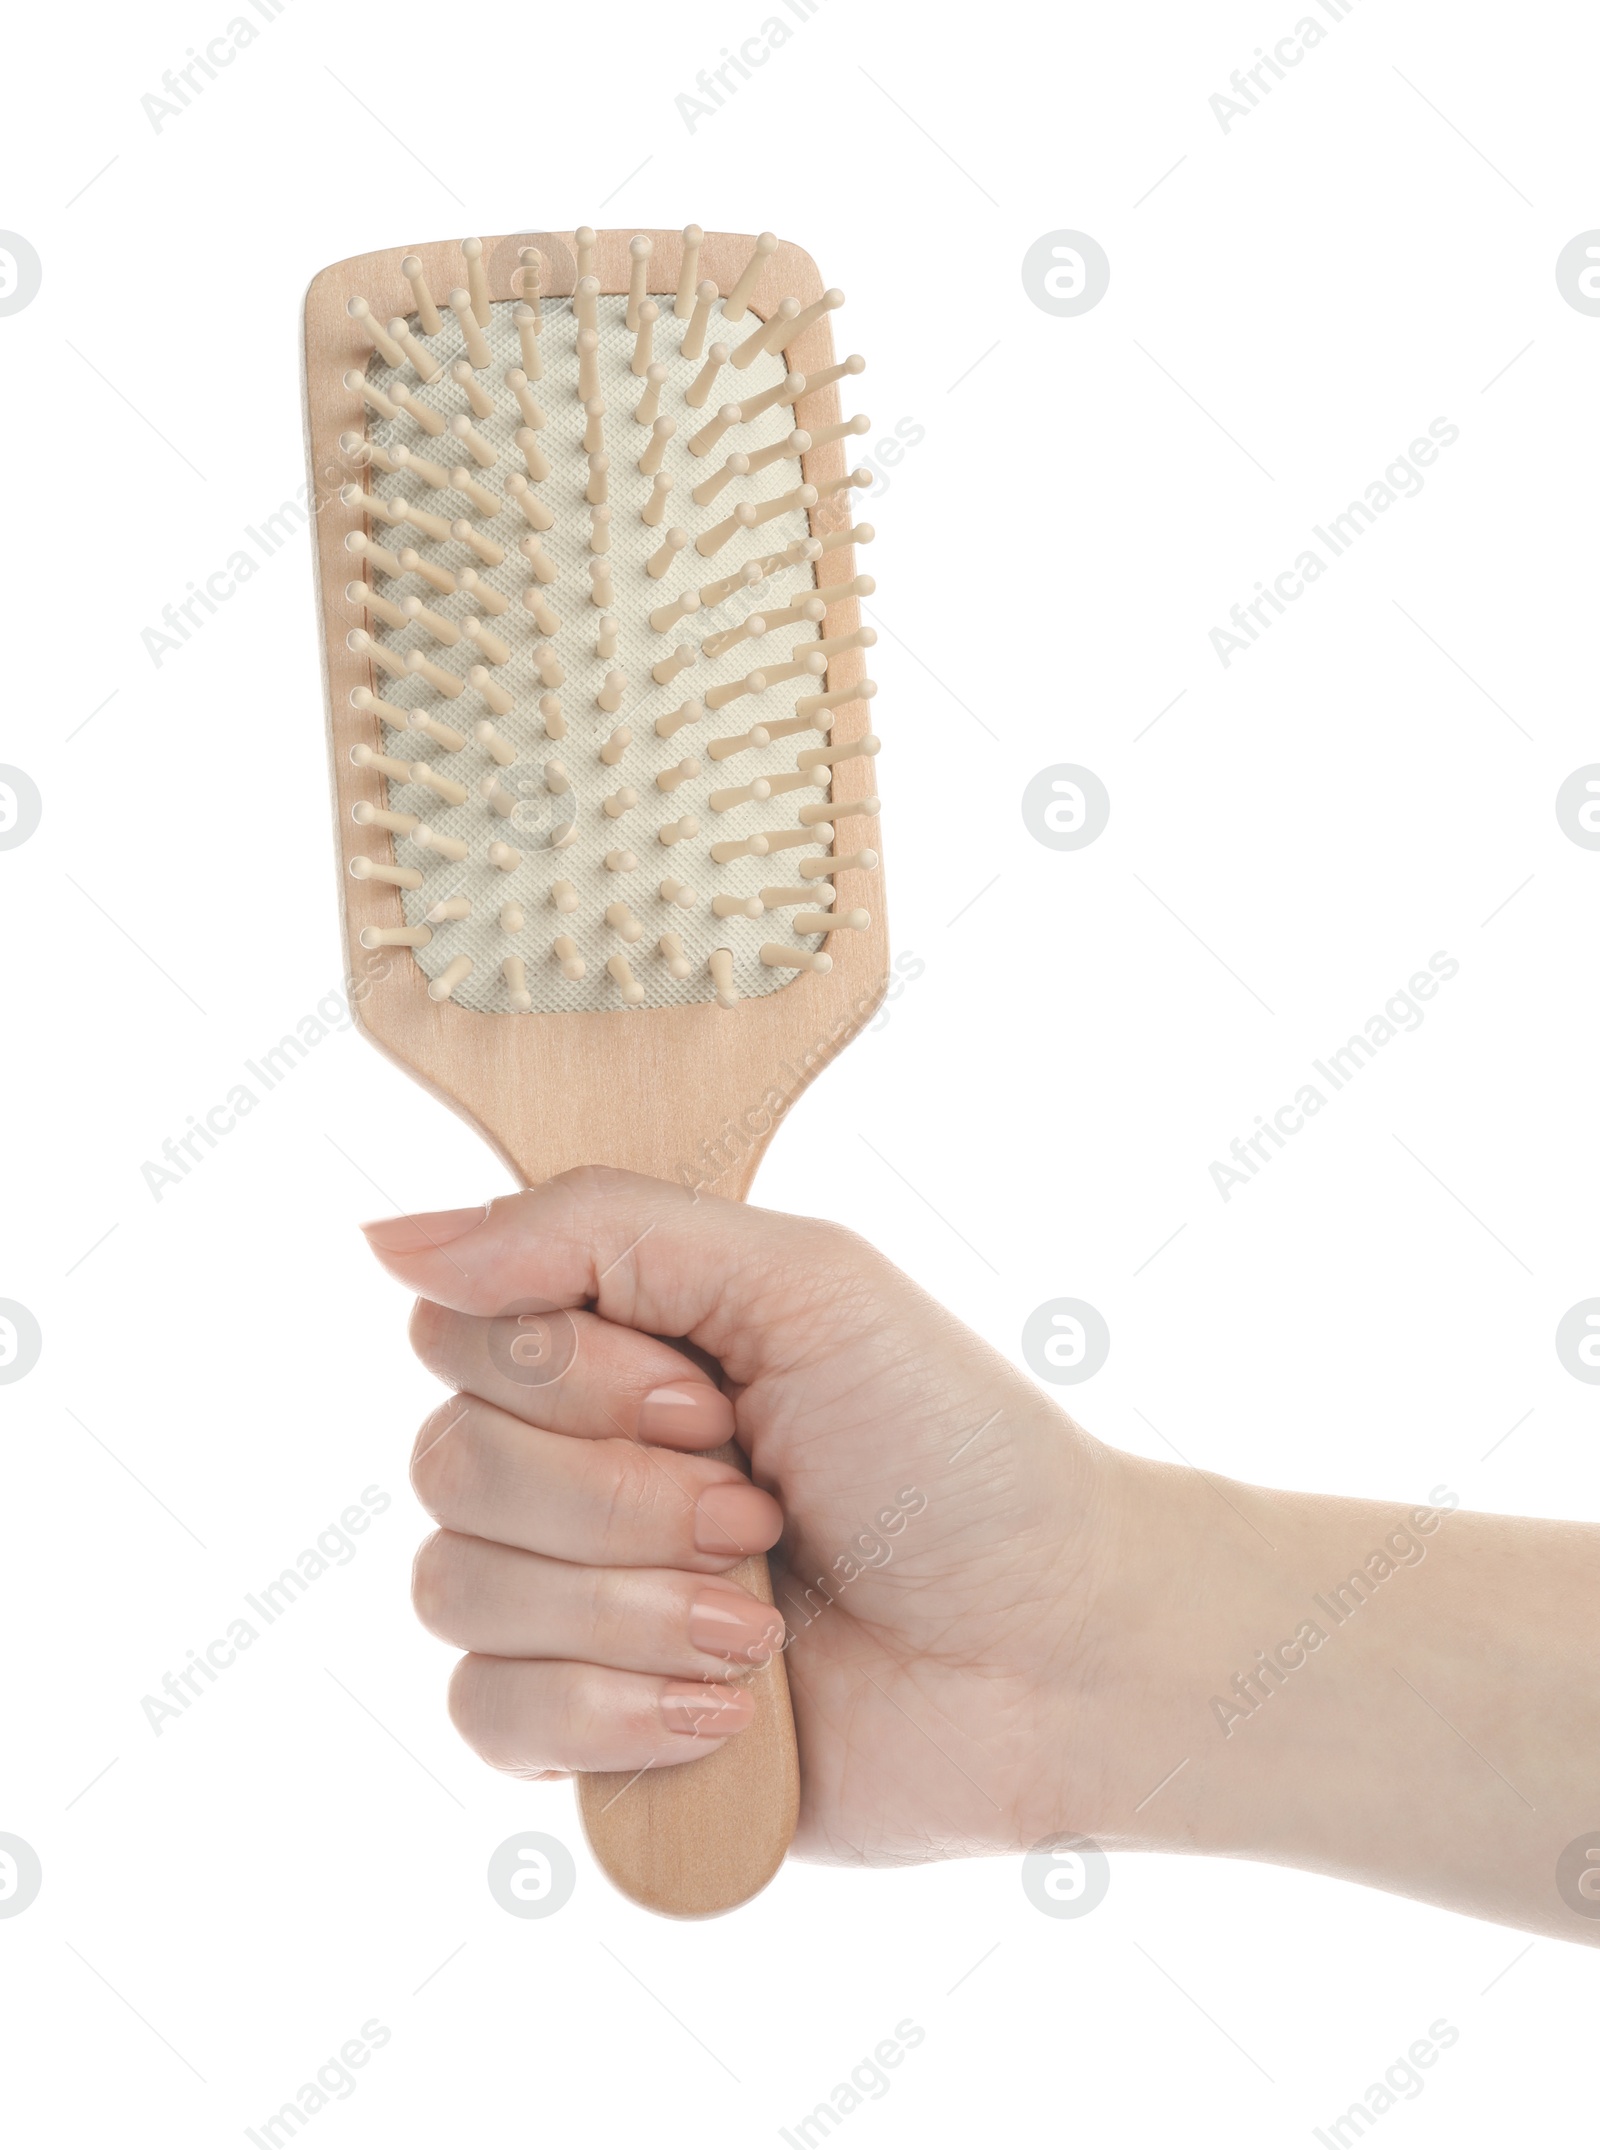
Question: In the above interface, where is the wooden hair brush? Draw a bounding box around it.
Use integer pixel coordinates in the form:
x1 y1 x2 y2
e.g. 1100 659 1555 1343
303 226 887 1916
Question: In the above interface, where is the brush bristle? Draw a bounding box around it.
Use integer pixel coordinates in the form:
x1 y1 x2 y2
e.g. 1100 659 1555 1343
338 230 879 1011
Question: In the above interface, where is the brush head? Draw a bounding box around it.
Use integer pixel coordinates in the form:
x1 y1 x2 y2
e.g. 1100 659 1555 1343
314 228 881 1015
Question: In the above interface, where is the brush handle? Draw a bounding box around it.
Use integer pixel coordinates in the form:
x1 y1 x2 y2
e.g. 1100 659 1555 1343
576 1449 799 1916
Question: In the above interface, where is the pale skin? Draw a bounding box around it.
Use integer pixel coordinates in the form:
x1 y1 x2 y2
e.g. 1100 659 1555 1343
362 1168 1600 1944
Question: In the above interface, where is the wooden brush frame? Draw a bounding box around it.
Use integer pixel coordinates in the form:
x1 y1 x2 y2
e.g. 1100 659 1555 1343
304 230 889 1914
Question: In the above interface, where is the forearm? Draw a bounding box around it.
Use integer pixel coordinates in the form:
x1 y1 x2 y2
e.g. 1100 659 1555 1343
1067 1451 1600 1939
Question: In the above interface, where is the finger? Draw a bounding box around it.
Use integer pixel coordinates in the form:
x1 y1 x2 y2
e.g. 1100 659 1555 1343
410 1395 782 1569
413 1530 785 1673
408 1299 735 1449
449 1652 755 1774
361 1167 873 1384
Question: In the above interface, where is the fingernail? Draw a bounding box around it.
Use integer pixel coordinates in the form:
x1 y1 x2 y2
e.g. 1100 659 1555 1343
689 1584 785 1665
637 1383 734 1447
360 1204 488 1254
693 1481 780 1556
661 1682 755 1737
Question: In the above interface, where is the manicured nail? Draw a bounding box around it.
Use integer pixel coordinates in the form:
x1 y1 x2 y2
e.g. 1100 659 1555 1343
693 1481 781 1556
637 1382 735 1447
360 1204 488 1254
661 1682 755 1737
689 1584 785 1665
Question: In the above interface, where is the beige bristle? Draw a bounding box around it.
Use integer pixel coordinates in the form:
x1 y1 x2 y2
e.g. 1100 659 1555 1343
520 533 558 584
748 534 822 578
539 692 565 738
655 695 703 739
349 855 423 890
596 670 627 714
577 329 600 402
597 617 620 660
698 559 767 606
599 722 632 763
707 776 773 812
634 364 668 426
703 667 766 713
474 719 516 764
655 756 700 792
631 300 659 375
361 923 433 949
649 590 700 635
348 627 406 680
451 360 496 420
603 847 637 873
553 935 585 979
708 833 771 863
708 947 738 1008
405 651 463 697
389 443 450 487
350 743 414 782
401 255 442 336
514 304 542 381
456 566 508 617
346 370 401 422
348 298 407 368
607 953 646 1004
798 734 881 774
507 370 544 428
543 760 570 795
397 547 456 593
580 398 606 457
399 594 459 643
750 593 826 634
589 557 616 607
603 786 639 819
463 617 510 666
447 289 491 369
501 902 525 933
721 232 778 324
352 799 421 835
462 237 490 325
758 823 831 852
806 352 867 396
735 371 805 424
641 472 673 527
518 248 543 309
758 885 832 909
549 883 581 920
521 585 561 636
688 402 741 458
575 227 597 279
800 847 878 878
797 684 871 729
691 453 750 508
658 815 699 845
488 840 522 871
659 877 698 908
503 955 533 1010
712 892 763 919
810 625 876 660
799 908 868 934
605 902 644 943
675 226 705 318
685 342 730 410
774 288 844 353
744 429 809 478
805 793 879 823
759 712 828 744
349 583 409 632
451 518 504 565
481 773 519 818
452 461 499 514
731 296 799 370
694 503 759 559
390 381 446 433
651 645 695 688
426 896 472 923
705 724 771 761
413 823 470 862
760 943 831 972
428 954 474 1002
815 467 874 504
410 711 467 753
590 503 612 553
467 667 512 717
659 932 692 979
647 528 688 579
701 614 766 661
345 530 404 578
809 414 872 453
681 280 718 361
638 420 675 481
586 453 610 506
392 496 454 542
816 573 876 607
575 274 600 334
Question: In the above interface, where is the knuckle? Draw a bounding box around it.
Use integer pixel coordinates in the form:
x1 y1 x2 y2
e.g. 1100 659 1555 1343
410 1529 460 1637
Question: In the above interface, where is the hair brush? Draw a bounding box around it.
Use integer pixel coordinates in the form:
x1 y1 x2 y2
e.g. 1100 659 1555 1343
302 226 888 1917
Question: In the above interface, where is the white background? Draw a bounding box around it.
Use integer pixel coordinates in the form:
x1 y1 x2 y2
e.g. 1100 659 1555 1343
3 0 1598 2141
